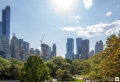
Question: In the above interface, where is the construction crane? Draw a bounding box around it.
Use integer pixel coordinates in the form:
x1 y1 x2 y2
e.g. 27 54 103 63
41 34 45 45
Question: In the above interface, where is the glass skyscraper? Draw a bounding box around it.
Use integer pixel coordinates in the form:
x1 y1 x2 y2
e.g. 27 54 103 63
2 6 10 40
52 43 56 56
0 21 2 35
81 39 89 60
65 38 74 60
95 40 103 54
76 38 82 59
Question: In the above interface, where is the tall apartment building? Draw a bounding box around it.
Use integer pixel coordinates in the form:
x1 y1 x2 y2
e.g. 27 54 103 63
76 38 82 59
0 21 2 35
89 49 94 58
2 6 10 40
52 43 56 56
65 38 74 60
10 34 21 60
0 34 11 59
81 39 89 60
95 40 103 54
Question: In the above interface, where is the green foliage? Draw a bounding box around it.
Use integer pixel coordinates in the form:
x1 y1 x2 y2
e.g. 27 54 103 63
20 55 51 82
8 58 24 79
56 69 72 81
45 60 56 77
0 57 11 77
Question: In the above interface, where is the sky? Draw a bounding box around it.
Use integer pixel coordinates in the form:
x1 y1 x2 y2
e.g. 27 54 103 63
0 0 120 57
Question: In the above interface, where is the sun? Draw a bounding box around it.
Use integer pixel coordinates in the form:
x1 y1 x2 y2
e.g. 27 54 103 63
49 0 78 14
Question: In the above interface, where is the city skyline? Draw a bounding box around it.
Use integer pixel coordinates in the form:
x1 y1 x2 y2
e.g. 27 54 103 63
0 0 120 57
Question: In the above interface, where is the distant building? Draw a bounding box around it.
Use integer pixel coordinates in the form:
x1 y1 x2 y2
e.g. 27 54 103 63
35 49 40 55
0 34 11 59
10 34 21 60
65 38 74 60
52 43 56 56
81 39 89 60
2 6 10 40
76 38 82 59
48 46 51 56
0 21 2 35
29 48 35 54
41 44 48 61
23 41 29 51
19 39 24 48
89 49 94 58
95 40 103 54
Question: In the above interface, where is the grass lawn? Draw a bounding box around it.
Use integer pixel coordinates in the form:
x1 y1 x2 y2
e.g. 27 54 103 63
58 78 85 82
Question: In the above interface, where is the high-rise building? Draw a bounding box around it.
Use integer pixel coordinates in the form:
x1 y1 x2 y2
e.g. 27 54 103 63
2 6 10 40
29 48 35 55
0 34 11 59
65 38 74 60
95 40 103 54
19 39 24 47
89 49 94 58
52 43 56 56
48 46 51 56
10 34 21 60
35 49 40 55
81 39 89 60
76 38 82 59
23 41 29 51
0 21 2 35
41 44 48 61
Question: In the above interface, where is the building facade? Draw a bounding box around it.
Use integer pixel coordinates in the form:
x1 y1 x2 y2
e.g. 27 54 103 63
52 43 56 56
76 38 82 59
89 49 94 58
95 40 103 54
65 38 74 60
0 21 2 35
41 44 48 61
81 39 89 60
2 6 10 40
0 34 11 59
10 35 21 60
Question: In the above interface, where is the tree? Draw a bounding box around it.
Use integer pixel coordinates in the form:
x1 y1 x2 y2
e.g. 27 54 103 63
8 58 23 79
56 69 63 80
45 61 56 77
0 57 11 78
20 55 51 82
99 33 120 78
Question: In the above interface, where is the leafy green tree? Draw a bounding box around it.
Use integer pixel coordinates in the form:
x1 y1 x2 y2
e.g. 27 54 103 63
20 55 51 82
45 61 56 77
61 70 72 80
99 33 120 78
8 58 23 79
0 57 11 77
56 69 63 80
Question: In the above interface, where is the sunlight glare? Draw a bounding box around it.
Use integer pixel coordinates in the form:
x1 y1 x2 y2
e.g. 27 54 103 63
49 0 78 14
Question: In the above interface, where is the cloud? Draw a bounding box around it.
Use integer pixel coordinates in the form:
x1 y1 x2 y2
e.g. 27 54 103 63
76 21 79 23
83 0 94 9
106 11 112 16
118 5 120 7
37 46 41 50
60 20 120 37
73 15 80 20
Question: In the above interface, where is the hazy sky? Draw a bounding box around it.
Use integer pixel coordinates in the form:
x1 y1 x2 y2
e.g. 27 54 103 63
0 0 120 57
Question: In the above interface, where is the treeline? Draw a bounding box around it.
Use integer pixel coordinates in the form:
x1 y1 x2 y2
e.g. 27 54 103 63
0 33 120 81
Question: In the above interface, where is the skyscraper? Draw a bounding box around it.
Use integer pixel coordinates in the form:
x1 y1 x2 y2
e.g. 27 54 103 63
81 39 89 60
95 40 103 54
19 39 24 48
0 34 11 59
76 38 82 59
89 49 94 58
0 21 2 35
41 44 48 61
2 6 10 40
10 34 21 60
52 43 56 56
65 38 74 60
